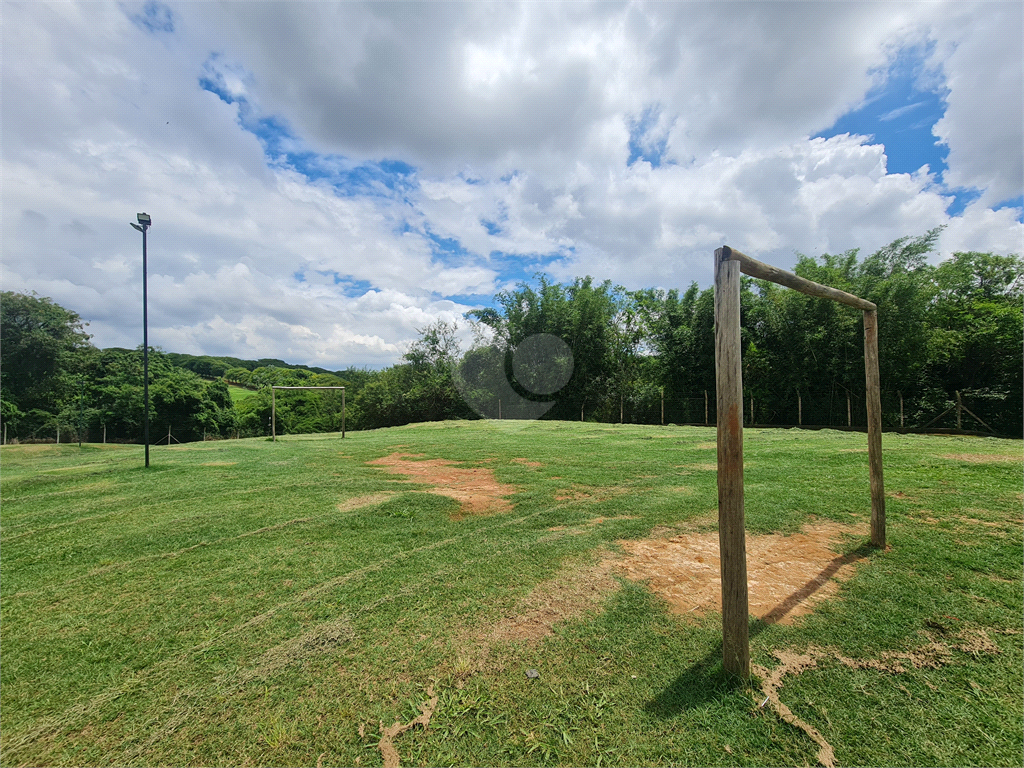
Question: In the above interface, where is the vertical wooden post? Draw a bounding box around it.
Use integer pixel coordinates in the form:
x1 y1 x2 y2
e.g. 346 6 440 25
864 309 886 548
956 391 963 430
272 387 277 442
704 390 709 425
581 401 585 422
620 393 624 424
57 427 60 444
103 423 106 444
798 391 802 426
498 399 502 420
750 397 754 426
661 387 665 425
847 392 852 427
899 392 904 428
714 247 750 678
3 423 6 445
342 387 346 439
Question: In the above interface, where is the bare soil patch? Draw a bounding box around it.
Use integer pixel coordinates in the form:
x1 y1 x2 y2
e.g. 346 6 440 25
201 461 237 466
753 628 1001 766
616 520 867 625
482 553 619 648
337 493 397 514
367 453 516 517
554 485 629 503
376 685 438 768
511 458 543 467
545 515 639 534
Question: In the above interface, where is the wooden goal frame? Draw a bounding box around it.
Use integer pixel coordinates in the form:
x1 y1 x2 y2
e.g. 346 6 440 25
714 245 885 678
271 386 346 441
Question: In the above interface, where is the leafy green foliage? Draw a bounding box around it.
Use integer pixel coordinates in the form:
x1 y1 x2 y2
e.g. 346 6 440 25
2 233 1020 442
0 291 92 416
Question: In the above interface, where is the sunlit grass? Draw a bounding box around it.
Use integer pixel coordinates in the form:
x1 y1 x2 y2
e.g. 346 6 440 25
1 422 1020 766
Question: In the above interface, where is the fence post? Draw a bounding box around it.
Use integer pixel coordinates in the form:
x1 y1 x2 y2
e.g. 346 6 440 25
714 247 750 678
705 389 709 426
661 387 665 425
847 391 852 427
899 392 904 428
798 391 802 426
956 391 963 430
864 309 886 548
272 387 277 441
342 387 346 439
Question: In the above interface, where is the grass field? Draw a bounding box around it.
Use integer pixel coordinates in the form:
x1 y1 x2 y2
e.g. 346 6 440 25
1 421 1021 767
227 384 257 403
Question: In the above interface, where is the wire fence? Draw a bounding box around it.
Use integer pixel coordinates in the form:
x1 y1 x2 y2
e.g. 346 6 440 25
588 384 1015 436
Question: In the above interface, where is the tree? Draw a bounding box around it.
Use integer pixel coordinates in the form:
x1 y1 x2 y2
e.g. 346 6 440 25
923 251 1023 435
0 292 93 415
466 275 627 420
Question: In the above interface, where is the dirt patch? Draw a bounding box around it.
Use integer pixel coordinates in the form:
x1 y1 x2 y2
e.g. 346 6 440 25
555 486 593 502
754 628 1001 765
337 493 397 514
367 453 516 517
553 485 629 503
377 685 438 768
677 463 718 471
616 521 867 625
511 458 543 467
942 453 1021 464
482 554 619 649
544 515 639 534
754 649 836 768
201 461 237 466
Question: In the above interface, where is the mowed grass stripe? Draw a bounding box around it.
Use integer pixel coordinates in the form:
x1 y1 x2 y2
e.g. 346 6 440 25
0 499 569 754
1 423 1020 766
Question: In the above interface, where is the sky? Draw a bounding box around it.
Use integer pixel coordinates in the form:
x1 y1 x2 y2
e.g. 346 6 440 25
3 1 1022 369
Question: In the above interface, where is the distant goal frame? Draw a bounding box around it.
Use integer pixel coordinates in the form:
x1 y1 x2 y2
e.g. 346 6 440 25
271 386 346 441
713 245 885 679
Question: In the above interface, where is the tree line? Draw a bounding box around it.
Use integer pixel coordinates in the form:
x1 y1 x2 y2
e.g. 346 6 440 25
2 231 1021 442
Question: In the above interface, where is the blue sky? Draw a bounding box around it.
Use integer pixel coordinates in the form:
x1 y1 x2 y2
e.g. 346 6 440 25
3 1 1021 367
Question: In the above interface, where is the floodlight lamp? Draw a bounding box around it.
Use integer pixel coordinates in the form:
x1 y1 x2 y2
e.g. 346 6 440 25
137 212 151 226
130 223 143 232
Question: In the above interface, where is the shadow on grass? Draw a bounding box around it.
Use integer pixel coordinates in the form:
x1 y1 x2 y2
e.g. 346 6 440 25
645 541 876 717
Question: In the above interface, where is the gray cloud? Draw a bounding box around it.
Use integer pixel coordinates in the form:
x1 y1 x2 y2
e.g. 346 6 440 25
2 1 1020 369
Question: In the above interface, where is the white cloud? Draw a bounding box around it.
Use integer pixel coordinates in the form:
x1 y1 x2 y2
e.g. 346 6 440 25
928 1 1023 205
1 1 1020 370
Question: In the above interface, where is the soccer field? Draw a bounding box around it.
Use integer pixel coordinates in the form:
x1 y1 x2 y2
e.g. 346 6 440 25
2 421 1020 766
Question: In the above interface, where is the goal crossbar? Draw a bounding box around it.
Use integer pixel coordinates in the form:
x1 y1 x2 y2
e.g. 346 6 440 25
714 245 885 679
271 386 345 441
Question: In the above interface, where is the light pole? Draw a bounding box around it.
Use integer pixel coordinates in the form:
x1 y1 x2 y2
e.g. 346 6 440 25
130 212 152 467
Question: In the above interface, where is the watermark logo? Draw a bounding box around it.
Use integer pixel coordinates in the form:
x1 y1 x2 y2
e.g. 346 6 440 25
453 333 573 420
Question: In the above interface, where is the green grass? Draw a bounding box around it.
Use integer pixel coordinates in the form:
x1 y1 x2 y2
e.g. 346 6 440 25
1 421 1021 766
228 384 257 403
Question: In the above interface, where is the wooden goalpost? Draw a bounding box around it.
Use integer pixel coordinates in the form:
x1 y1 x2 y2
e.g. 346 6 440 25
714 245 885 678
271 386 346 441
